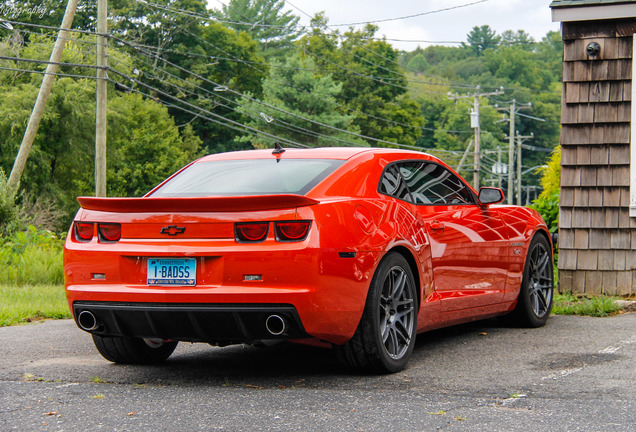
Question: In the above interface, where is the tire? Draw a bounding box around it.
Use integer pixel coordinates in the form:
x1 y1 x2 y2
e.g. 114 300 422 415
507 234 554 327
335 252 418 374
92 334 178 364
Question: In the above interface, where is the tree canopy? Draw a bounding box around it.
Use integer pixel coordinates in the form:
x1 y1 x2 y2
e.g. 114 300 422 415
0 1 563 231
212 0 301 60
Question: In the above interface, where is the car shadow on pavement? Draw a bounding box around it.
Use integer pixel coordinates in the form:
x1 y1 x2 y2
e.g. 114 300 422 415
90 318 506 388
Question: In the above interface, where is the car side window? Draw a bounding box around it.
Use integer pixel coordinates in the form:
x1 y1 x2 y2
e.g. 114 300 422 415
401 162 474 205
379 164 412 202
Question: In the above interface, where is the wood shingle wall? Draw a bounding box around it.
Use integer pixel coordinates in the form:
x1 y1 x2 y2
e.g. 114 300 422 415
559 19 635 295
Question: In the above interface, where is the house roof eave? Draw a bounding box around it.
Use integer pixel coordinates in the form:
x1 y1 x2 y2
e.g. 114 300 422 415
552 2 636 22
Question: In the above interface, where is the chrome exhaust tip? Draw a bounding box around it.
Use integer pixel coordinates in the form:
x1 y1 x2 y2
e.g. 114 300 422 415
77 310 100 331
265 314 287 336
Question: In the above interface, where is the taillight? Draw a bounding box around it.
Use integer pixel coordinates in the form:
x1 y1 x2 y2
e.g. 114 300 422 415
275 221 311 242
74 222 94 242
98 223 121 242
235 222 269 242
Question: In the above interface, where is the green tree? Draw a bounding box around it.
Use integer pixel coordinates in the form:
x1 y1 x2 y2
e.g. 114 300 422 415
483 46 541 89
406 53 428 74
107 0 268 153
500 30 535 51
213 0 300 60
106 93 202 197
0 78 202 223
464 25 500 55
298 19 423 146
536 30 563 82
235 53 364 148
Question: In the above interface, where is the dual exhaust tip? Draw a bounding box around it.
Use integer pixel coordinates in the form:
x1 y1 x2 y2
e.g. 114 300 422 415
78 310 289 337
265 314 287 336
77 310 101 332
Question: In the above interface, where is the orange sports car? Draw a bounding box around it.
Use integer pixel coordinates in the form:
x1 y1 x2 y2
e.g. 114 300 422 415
64 147 554 373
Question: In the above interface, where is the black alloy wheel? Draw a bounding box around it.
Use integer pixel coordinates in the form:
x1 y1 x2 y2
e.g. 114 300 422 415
335 252 418 373
508 234 554 327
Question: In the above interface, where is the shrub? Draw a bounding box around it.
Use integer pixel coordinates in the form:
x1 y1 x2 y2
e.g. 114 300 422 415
530 146 560 234
531 189 559 234
0 225 64 285
0 168 20 235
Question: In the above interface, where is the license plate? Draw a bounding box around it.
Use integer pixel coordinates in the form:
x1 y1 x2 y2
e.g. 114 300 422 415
147 258 196 286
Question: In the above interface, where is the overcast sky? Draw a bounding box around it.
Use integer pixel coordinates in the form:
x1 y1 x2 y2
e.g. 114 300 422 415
214 0 561 51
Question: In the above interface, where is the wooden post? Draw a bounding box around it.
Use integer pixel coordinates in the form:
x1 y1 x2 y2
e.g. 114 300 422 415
516 132 522 205
472 92 481 189
515 133 534 205
7 0 80 192
95 0 107 197
497 145 502 189
507 100 516 204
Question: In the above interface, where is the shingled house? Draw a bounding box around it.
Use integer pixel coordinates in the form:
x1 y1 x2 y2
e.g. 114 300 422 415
551 0 636 295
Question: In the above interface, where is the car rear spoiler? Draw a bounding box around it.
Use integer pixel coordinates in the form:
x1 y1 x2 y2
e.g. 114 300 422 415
77 194 320 213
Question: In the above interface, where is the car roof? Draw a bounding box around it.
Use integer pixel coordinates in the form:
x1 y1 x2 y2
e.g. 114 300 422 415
196 147 433 162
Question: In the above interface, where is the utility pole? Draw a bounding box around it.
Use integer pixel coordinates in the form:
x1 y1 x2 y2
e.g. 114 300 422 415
497 146 502 189
515 132 534 205
449 85 504 189
495 99 531 204
507 101 516 205
95 0 107 196
7 0 79 193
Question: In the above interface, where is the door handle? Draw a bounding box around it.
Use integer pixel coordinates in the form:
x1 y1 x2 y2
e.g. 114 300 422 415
428 221 445 231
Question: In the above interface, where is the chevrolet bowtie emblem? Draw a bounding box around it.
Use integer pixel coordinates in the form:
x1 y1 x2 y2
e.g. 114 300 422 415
160 225 186 236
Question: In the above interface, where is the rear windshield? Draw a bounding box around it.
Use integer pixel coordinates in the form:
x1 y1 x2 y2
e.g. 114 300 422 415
150 159 345 197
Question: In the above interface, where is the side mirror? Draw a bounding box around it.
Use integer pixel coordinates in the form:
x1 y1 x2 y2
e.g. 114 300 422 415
478 187 504 205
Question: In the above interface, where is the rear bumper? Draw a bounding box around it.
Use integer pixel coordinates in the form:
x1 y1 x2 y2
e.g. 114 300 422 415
73 301 307 343
65 248 383 344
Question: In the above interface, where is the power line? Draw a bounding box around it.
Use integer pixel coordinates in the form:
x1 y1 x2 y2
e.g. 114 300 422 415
3 19 99 36
109 36 468 154
3 13 555 153
9 27 100 47
110 26 464 145
0 65 98 79
4 17 322 150
111 37 459 152
123 27 470 134
133 0 286 29
5 13 560 97
106 68 313 149
0 55 100 71
134 0 558 97
107 54 370 148
133 0 458 97
107 40 382 148
328 0 491 27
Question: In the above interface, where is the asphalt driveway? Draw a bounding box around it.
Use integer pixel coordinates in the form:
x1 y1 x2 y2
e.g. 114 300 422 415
1 313 634 431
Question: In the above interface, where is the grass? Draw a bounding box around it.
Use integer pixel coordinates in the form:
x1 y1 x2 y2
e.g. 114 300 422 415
0 284 70 326
0 227 64 286
552 292 623 317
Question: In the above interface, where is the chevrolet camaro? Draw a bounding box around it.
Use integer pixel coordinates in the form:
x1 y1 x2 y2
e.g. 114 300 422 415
64 147 554 373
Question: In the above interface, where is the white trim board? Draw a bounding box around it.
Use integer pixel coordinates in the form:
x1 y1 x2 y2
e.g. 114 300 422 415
552 4 636 22
631 33 636 217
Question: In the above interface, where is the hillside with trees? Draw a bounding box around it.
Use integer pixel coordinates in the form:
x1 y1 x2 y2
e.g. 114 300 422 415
0 0 562 234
